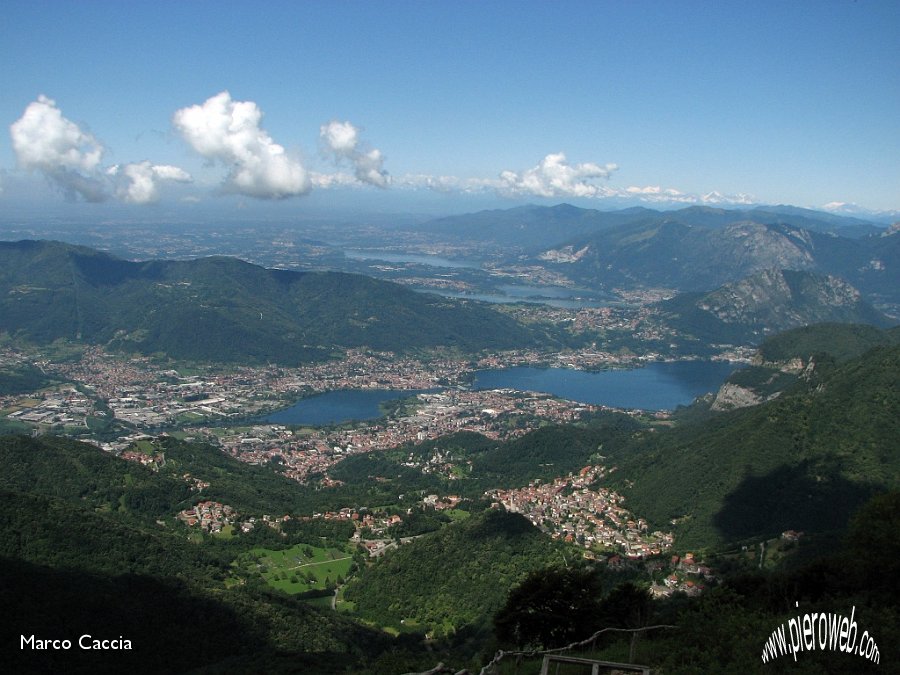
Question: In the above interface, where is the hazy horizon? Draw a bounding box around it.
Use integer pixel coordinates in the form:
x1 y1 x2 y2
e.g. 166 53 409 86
3 1 899 219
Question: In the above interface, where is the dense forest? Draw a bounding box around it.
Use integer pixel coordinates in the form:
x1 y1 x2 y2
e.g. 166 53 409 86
345 510 567 635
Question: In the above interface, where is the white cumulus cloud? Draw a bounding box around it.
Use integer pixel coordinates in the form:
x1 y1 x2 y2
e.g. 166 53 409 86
320 120 359 154
497 153 618 198
108 161 192 204
173 91 310 199
10 95 193 205
9 95 108 201
320 120 390 188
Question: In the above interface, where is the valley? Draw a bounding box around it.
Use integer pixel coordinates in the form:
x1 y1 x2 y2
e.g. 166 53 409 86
3 4 898 671
1 203 898 674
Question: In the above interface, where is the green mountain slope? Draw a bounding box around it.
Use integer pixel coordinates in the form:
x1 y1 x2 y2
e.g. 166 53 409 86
0 240 543 364
0 434 331 517
608 343 900 548
147 436 322 514
344 509 566 635
0 361 61 395
705 324 900 411
531 217 897 313
465 418 640 489
0 434 192 517
546 221 872 289
1 519 384 674
331 416 642 503
0 433 392 673
756 322 900 363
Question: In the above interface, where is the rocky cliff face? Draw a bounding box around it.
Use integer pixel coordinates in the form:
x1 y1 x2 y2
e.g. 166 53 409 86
719 222 817 273
698 269 864 327
711 355 814 411
655 269 890 346
543 221 830 291
710 383 767 411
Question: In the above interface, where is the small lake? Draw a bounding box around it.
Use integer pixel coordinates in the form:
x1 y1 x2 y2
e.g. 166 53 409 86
471 361 738 411
422 285 613 309
344 250 617 308
265 388 436 426
344 250 481 269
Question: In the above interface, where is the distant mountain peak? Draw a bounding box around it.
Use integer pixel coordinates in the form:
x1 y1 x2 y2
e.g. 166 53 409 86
701 190 755 205
658 268 891 345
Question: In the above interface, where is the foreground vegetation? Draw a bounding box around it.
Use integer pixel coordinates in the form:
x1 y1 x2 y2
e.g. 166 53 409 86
1 324 898 672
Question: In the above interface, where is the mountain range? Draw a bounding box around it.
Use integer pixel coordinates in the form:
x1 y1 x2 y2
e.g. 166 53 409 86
419 203 887 252
415 203 898 314
656 268 891 345
0 240 545 364
537 218 897 300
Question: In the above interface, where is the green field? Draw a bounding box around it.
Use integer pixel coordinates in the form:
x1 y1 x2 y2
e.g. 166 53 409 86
444 508 471 522
133 439 156 453
240 543 354 595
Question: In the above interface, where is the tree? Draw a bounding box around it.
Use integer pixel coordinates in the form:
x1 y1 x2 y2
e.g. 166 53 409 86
598 582 652 628
844 491 900 603
493 567 603 650
598 582 653 661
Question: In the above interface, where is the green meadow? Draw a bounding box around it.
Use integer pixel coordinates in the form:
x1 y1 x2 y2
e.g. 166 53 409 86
241 543 355 595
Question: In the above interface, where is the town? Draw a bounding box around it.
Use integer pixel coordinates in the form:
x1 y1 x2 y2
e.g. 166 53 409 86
0 327 749 572
1 333 727 450
487 466 674 558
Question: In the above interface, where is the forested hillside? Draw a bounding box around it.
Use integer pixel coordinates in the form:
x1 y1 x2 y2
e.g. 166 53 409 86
345 510 567 635
0 240 545 364
608 342 900 547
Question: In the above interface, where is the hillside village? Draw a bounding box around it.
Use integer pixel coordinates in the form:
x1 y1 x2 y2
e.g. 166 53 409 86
487 465 674 558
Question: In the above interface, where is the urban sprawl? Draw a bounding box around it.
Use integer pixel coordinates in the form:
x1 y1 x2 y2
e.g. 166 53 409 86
1 339 746 584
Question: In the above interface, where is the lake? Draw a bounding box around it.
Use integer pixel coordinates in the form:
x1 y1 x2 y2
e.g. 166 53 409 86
344 250 614 308
265 388 437 426
471 361 738 411
422 284 614 309
344 249 481 269
265 360 737 426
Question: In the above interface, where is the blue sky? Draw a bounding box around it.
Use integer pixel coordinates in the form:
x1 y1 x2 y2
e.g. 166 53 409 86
2 0 898 218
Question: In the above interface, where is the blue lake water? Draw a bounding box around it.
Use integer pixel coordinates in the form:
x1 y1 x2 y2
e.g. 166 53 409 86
265 388 436 426
265 361 737 426
423 286 612 308
344 250 481 269
344 250 612 308
471 361 738 411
